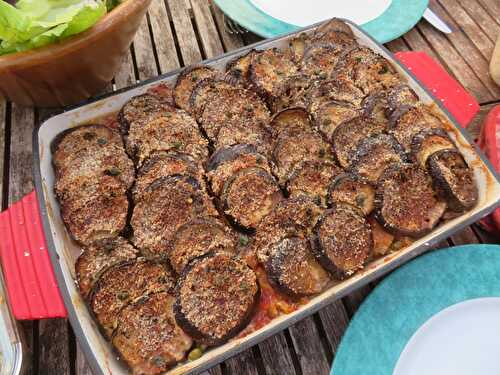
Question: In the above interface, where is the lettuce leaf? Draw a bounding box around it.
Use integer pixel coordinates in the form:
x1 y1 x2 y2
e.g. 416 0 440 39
0 0 109 55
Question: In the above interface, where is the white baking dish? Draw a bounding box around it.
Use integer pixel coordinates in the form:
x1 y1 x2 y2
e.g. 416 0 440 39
33 20 500 375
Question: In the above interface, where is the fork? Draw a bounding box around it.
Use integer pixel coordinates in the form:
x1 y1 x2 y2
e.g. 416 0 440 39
223 14 248 34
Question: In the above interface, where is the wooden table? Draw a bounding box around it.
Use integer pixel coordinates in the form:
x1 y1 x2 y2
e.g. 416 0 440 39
1 0 498 374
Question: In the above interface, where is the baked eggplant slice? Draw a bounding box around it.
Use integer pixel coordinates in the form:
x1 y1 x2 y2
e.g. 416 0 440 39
288 33 310 63
131 175 217 256
386 84 419 113
273 130 332 184
174 66 218 111
221 167 282 229
312 203 373 279
169 218 236 274
427 149 478 212
255 196 323 262
312 18 355 43
362 91 390 123
60 175 129 246
133 151 203 201
90 259 175 337
389 105 446 152
269 107 312 137
264 237 330 297
207 145 271 196
307 76 365 113
331 116 386 168
411 128 456 167
375 163 447 237
215 120 271 156
274 73 317 111
199 86 270 141
313 100 359 140
302 43 345 79
127 110 209 165
287 159 342 206
189 78 236 121
249 47 298 107
334 46 379 79
225 49 260 87
327 173 376 216
113 292 193 375
118 94 173 135
51 124 124 171
146 83 176 107
353 55 400 94
76 237 139 299
349 134 407 183
174 252 259 346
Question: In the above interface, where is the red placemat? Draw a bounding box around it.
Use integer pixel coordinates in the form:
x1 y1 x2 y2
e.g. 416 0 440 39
0 51 480 320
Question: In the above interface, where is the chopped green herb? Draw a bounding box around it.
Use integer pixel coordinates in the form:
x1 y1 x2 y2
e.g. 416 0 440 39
97 138 108 145
152 356 167 367
378 66 389 74
239 235 249 246
106 167 121 176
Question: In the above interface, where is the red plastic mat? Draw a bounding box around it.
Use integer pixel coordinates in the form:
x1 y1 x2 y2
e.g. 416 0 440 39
0 191 67 319
0 51 480 320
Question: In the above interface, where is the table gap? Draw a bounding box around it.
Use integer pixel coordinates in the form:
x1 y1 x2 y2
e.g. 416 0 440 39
312 313 334 363
283 329 303 375
190 11 209 60
1 102 11 210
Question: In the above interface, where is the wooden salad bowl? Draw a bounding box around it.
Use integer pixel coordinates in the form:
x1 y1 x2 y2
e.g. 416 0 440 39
0 0 152 107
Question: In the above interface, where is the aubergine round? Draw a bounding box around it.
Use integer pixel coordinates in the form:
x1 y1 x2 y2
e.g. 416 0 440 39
327 173 376 216
169 218 236 274
207 144 259 172
361 91 389 123
349 134 407 183
269 107 312 137
174 65 217 111
189 78 236 121
288 33 310 63
118 93 172 135
113 292 193 374
302 43 346 79
386 84 419 113
263 237 330 298
221 167 282 230
90 259 176 338
225 49 260 87
313 100 359 140
352 55 400 95
307 75 365 112
312 19 355 42
174 252 259 346
312 203 373 279
411 128 456 168
375 163 447 237
427 149 478 212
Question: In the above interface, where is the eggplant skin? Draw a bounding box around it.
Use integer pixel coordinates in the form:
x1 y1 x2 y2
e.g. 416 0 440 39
427 149 478 212
174 252 259 346
174 65 217 111
410 128 456 168
327 173 376 216
264 237 330 298
207 144 258 171
375 163 447 238
311 203 373 280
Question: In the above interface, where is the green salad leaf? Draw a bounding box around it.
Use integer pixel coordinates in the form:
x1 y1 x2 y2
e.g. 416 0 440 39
0 0 125 55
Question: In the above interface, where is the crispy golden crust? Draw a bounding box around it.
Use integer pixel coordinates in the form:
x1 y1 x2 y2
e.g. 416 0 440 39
352 55 400 94
133 151 203 202
327 173 376 216
411 128 456 167
113 292 193 375
313 101 359 140
389 105 446 152
131 175 218 256
189 79 236 121
52 125 124 170
375 164 447 237
302 43 345 79
215 121 271 156
222 168 282 229
269 107 312 137
174 66 217 111
427 149 477 212
312 203 373 279
127 109 209 165
60 175 129 246
287 159 342 206
118 94 173 135
386 84 419 112
174 253 259 346
264 237 330 297
272 130 332 184
307 77 365 114
76 237 139 299
169 218 236 274
332 116 386 168
207 145 271 196
91 259 176 338
349 134 407 183
255 196 323 263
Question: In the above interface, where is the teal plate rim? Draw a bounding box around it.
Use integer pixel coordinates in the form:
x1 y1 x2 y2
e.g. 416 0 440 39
331 244 500 375
213 0 429 43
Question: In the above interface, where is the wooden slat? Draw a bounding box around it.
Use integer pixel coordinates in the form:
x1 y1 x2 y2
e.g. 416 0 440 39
38 320 71 375
385 38 410 52
225 348 260 375
402 27 443 63
318 302 350 361
0 100 5 207
258 332 297 375
416 21 493 103
288 317 330 374
477 0 500 20
114 49 137 89
341 286 372 317
212 5 245 51
448 226 481 245
457 0 500 42
191 0 224 58
148 0 181 73
133 16 160 80
168 0 203 65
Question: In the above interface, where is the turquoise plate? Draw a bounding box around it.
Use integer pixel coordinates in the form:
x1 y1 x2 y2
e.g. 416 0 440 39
331 244 500 375
213 0 429 43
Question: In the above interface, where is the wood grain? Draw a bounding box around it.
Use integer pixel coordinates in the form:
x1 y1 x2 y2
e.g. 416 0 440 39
168 0 203 65
38 320 71 375
114 48 137 90
386 38 410 53
212 5 245 51
258 332 297 375
133 15 160 80
457 0 500 42
224 347 260 375
318 302 350 360
191 0 225 58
